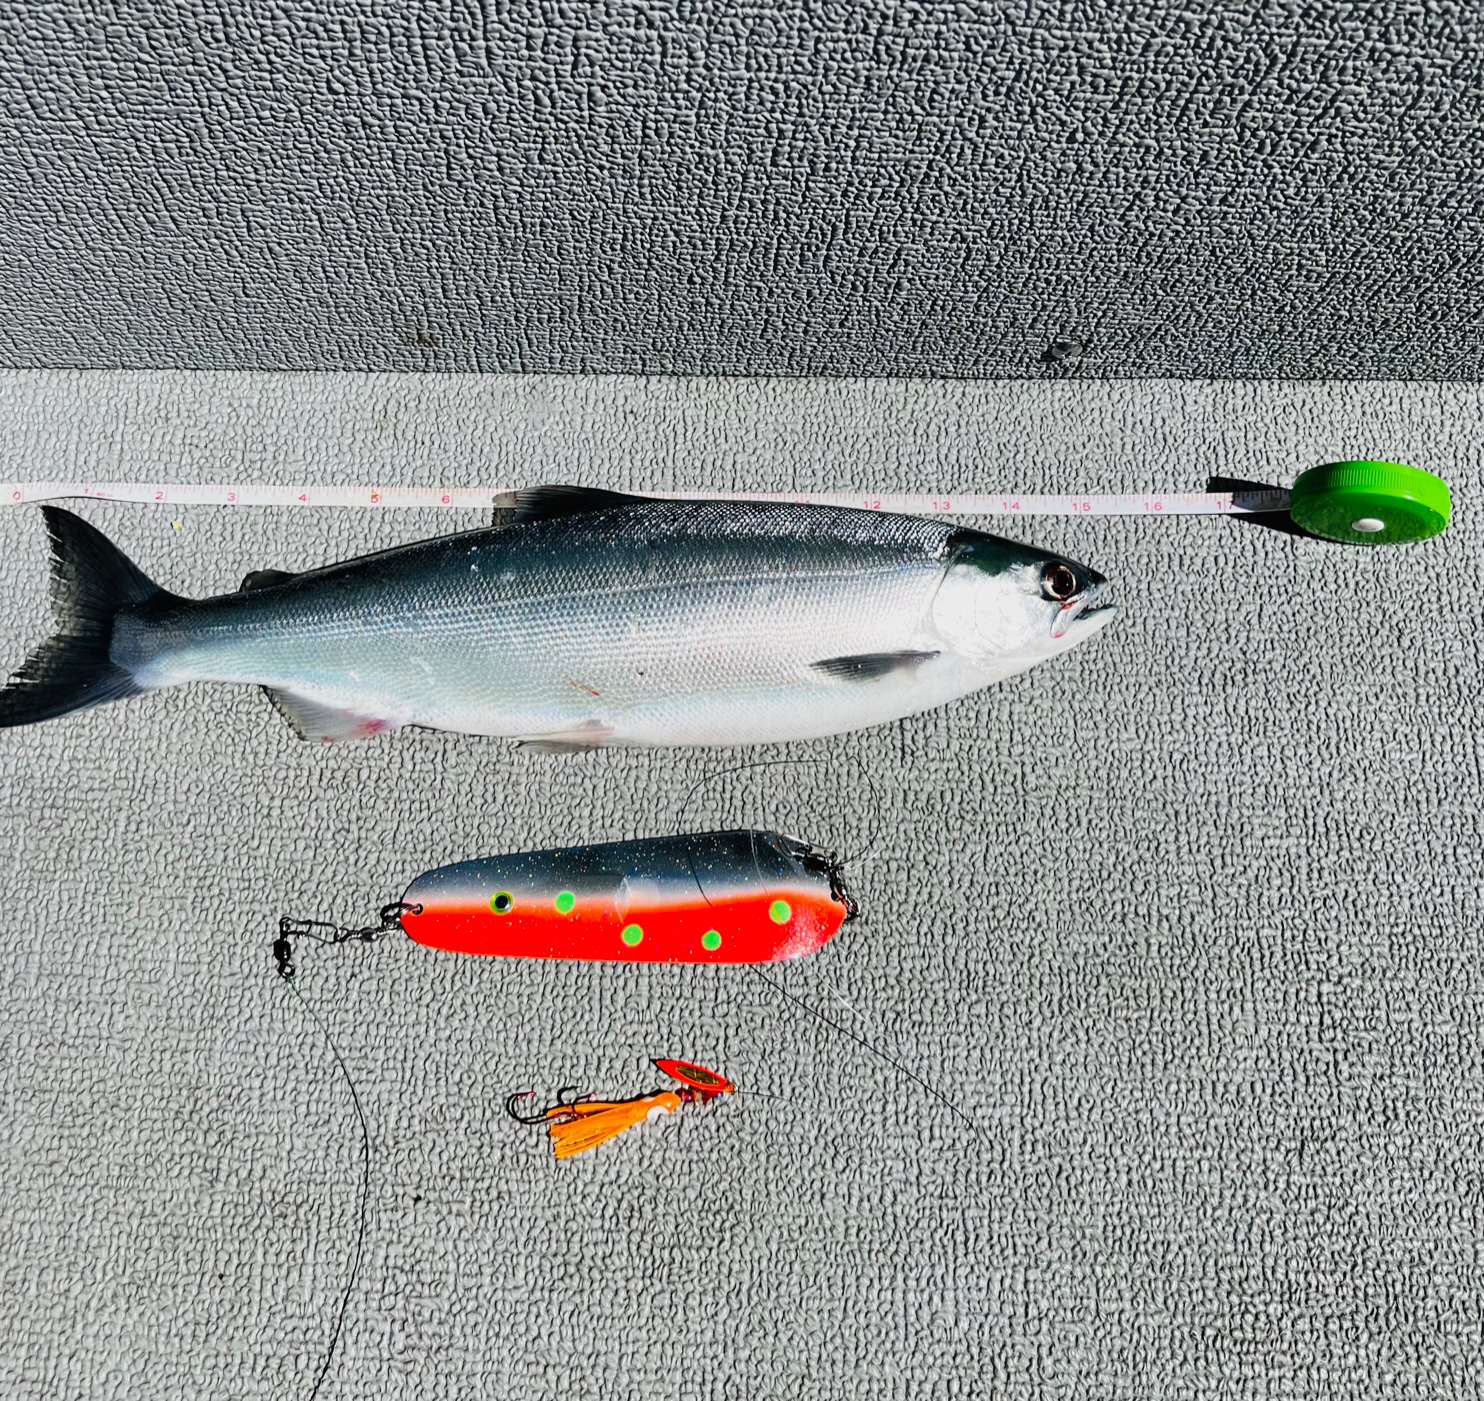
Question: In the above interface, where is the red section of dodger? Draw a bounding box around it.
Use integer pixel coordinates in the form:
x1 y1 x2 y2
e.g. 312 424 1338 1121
398 829 856 965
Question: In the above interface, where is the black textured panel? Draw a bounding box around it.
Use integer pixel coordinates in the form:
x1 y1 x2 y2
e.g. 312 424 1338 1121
1 2 1481 377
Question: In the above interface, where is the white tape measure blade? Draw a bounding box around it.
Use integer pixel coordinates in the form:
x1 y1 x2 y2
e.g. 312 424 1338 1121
2 482 1293 516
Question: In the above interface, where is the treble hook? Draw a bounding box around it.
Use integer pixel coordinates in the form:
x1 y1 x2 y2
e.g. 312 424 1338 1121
504 1091 547 1124
505 1085 591 1124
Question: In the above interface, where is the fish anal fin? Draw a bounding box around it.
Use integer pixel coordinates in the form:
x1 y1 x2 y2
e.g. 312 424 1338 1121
513 719 616 754
512 485 648 526
263 688 400 743
811 650 940 682
239 568 297 593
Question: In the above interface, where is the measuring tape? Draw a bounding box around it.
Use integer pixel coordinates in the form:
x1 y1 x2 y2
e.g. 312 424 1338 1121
0 480 1287 515
0 461 1452 544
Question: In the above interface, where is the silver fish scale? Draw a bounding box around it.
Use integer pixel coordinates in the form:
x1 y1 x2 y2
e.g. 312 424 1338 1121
124 501 1004 744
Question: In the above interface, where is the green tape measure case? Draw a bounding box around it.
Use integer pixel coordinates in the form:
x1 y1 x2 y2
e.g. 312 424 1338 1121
1289 462 1451 545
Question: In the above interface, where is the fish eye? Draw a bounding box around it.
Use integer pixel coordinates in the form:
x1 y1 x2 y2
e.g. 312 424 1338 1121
1042 563 1079 601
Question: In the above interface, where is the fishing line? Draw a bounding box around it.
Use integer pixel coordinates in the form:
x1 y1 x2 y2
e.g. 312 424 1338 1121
801 961 935 1096
675 757 969 1134
746 965 984 1140
673 753 885 866
272 917 399 1400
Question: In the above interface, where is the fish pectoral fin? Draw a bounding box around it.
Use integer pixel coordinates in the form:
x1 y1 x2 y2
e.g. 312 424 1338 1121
513 720 617 754
263 688 401 743
238 568 297 593
810 650 940 682
512 485 649 525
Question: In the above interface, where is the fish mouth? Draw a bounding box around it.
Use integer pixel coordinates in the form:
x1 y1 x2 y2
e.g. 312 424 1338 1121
1050 585 1117 641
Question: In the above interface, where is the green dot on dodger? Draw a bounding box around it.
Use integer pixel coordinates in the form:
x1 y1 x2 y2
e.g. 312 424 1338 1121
768 899 791 925
621 923 643 947
490 891 513 915
701 929 722 951
554 890 575 914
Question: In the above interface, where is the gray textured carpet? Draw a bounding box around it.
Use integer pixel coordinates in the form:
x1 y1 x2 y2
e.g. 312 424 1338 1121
0 374 1479 1399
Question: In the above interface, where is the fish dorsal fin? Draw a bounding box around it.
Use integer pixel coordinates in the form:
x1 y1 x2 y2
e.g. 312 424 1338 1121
811 650 940 682
239 568 297 593
513 485 648 525
262 687 400 743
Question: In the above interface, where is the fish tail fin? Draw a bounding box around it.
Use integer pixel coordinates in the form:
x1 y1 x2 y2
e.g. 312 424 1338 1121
0 506 173 728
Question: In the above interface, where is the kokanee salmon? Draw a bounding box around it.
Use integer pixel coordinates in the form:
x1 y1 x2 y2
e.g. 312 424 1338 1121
0 487 1115 747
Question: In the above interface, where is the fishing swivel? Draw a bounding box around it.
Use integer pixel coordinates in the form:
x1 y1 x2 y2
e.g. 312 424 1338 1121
272 936 297 982
274 901 421 980
799 846 860 923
